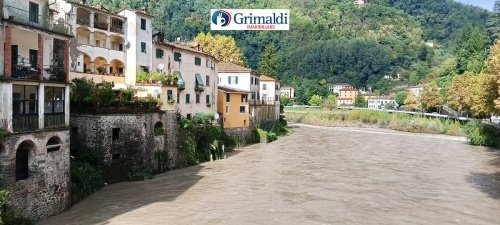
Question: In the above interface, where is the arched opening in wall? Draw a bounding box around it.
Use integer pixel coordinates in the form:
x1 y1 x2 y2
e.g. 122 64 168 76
16 140 35 181
83 54 91 73
76 8 91 26
0 143 4 155
110 59 124 76
47 136 62 153
76 27 91 45
154 122 164 136
94 57 108 75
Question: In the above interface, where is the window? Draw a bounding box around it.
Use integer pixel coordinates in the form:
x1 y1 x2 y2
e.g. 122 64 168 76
174 52 181 62
167 90 173 101
206 59 210 67
252 91 256 100
187 114 191 120
196 94 200 103
206 75 210 86
235 76 239 84
156 48 164 58
228 76 231 84
195 57 201 66
47 136 62 152
206 95 210 105
263 84 267 90
16 141 33 181
45 87 65 114
275 85 279 90
154 122 164 135
275 95 279 101
140 18 146 30
226 93 230 102
255 78 259 85
225 105 229 113
112 128 120 141
13 85 38 115
141 42 146 53
119 44 124 51
240 106 246 114
185 94 190 103
177 94 180 103
29 49 37 69
251 77 254 85
241 94 247 102
29 2 39 23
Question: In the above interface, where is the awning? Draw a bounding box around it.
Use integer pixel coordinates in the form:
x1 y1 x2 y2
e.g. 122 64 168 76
195 73 204 86
175 71 185 89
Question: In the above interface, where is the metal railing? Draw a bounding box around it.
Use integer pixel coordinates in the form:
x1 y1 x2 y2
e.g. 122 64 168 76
12 66 39 80
43 67 67 82
44 113 65 129
4 5 72 36
13 114 39 132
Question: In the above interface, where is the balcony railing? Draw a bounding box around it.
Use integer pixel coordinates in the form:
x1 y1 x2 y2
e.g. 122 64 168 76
13 114 39 132
4 5 72 36
43 67 67 82
77 17 90 26
94 21 108 30
44 113 65 129
110 26 123 34
12 66 39 80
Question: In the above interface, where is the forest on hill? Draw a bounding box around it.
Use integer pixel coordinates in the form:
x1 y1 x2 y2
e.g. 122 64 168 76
85 0 492 104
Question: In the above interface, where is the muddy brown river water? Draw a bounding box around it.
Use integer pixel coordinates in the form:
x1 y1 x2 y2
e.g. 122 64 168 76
39 124 500 225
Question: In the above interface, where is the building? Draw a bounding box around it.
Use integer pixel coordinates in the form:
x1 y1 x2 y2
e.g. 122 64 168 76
368 96 397 110
337 88 358 106
217 86 251 129
152 34 218 119
361 91 376 101
0 0 72 221
280 86 295 99
259 75 280 104
329 83 353 95
408 84 423 97
218 62 260 104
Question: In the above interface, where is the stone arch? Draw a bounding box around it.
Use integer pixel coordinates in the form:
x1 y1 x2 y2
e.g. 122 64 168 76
83 53 91 73
154 122 164 135
15 140 36 181
46 136 63 152
94 57 108 75
110 59 124 76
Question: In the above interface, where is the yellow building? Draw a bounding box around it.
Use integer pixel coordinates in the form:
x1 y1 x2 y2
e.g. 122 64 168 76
217 86 251 128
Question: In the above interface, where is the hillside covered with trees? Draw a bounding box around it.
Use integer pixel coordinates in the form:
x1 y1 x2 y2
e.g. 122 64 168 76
85 0 491 104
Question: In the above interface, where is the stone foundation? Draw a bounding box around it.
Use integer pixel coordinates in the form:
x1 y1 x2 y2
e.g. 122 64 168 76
70 111 179 183
0 129 70 221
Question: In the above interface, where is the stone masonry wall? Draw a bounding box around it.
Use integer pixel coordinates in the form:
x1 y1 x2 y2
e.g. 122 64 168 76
0 129 71 222
251 105 278 127
70 112 178 183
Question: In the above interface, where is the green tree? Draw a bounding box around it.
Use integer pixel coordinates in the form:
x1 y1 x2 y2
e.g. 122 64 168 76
321 95 337 110
258 43 278 79
354 92 367 108
395 91 408 106
404 91 421 111
421 82 442 112
487 1 500 44
455 25 487 74
308 94 322 106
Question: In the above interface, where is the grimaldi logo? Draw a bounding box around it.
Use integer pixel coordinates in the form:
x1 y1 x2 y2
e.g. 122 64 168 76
211 9 289 31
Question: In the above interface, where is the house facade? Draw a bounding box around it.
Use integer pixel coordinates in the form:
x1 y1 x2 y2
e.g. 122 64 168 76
217 86 250 128
368 96 397 110
338 88 357 106
329 83 353 95
152 36 218 119
280 86 295 99
408 84 423 97
259 75 280 104
0 0 72 220
218 62 260 103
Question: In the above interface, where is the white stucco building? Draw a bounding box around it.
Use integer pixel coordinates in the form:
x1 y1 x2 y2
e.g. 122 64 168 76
218 62 261 104
280 86 295 99
368 96 397 110
329 83 353 95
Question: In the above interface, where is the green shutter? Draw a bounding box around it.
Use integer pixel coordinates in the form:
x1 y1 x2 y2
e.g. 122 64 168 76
195 57 201 66
235 76 239 84
196 94 200 103
228 76 231 84
206 95 210 104
174 52 181 61
195 74 204 86
186 94 190 104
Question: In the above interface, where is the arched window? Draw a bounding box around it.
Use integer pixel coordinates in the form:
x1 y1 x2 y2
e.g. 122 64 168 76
16 140 35 181
154 122 164 135
47 136 62 152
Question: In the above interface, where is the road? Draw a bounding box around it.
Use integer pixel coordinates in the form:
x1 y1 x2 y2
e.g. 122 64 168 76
39 124 500 225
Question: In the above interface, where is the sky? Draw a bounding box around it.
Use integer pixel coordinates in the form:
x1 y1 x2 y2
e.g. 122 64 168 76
456 0 495 11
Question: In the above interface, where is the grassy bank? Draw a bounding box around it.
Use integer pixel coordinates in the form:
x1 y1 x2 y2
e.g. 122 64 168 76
285 109 465 136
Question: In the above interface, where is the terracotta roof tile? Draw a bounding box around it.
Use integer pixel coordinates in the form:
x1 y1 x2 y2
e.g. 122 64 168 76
218 62 251 72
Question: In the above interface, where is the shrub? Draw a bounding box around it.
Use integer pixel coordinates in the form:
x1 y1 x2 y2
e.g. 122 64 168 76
192 112 215 125
137 70 150 83
464 121 500 147
71 161 104 203
257 128 268 143
267 132 278 142
151 71 166 83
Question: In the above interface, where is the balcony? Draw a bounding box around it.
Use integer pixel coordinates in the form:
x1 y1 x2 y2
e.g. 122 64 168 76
12 66 39 80
3 5 72 36
77 17 90 26
94 21 108 31
13 114 39 132
43 67 67 82
44 114 65 129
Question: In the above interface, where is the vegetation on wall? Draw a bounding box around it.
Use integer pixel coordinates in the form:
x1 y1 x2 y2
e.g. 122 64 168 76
0 190 33 225
70 148 104 204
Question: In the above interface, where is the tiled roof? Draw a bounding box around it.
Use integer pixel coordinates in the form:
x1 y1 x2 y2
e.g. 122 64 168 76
337 97 354 100
260 75 279 82
339 88 358 91
368 96 394 100
218 86 251 93
68 1 126 18
218 62 251 72
154 41 215 58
